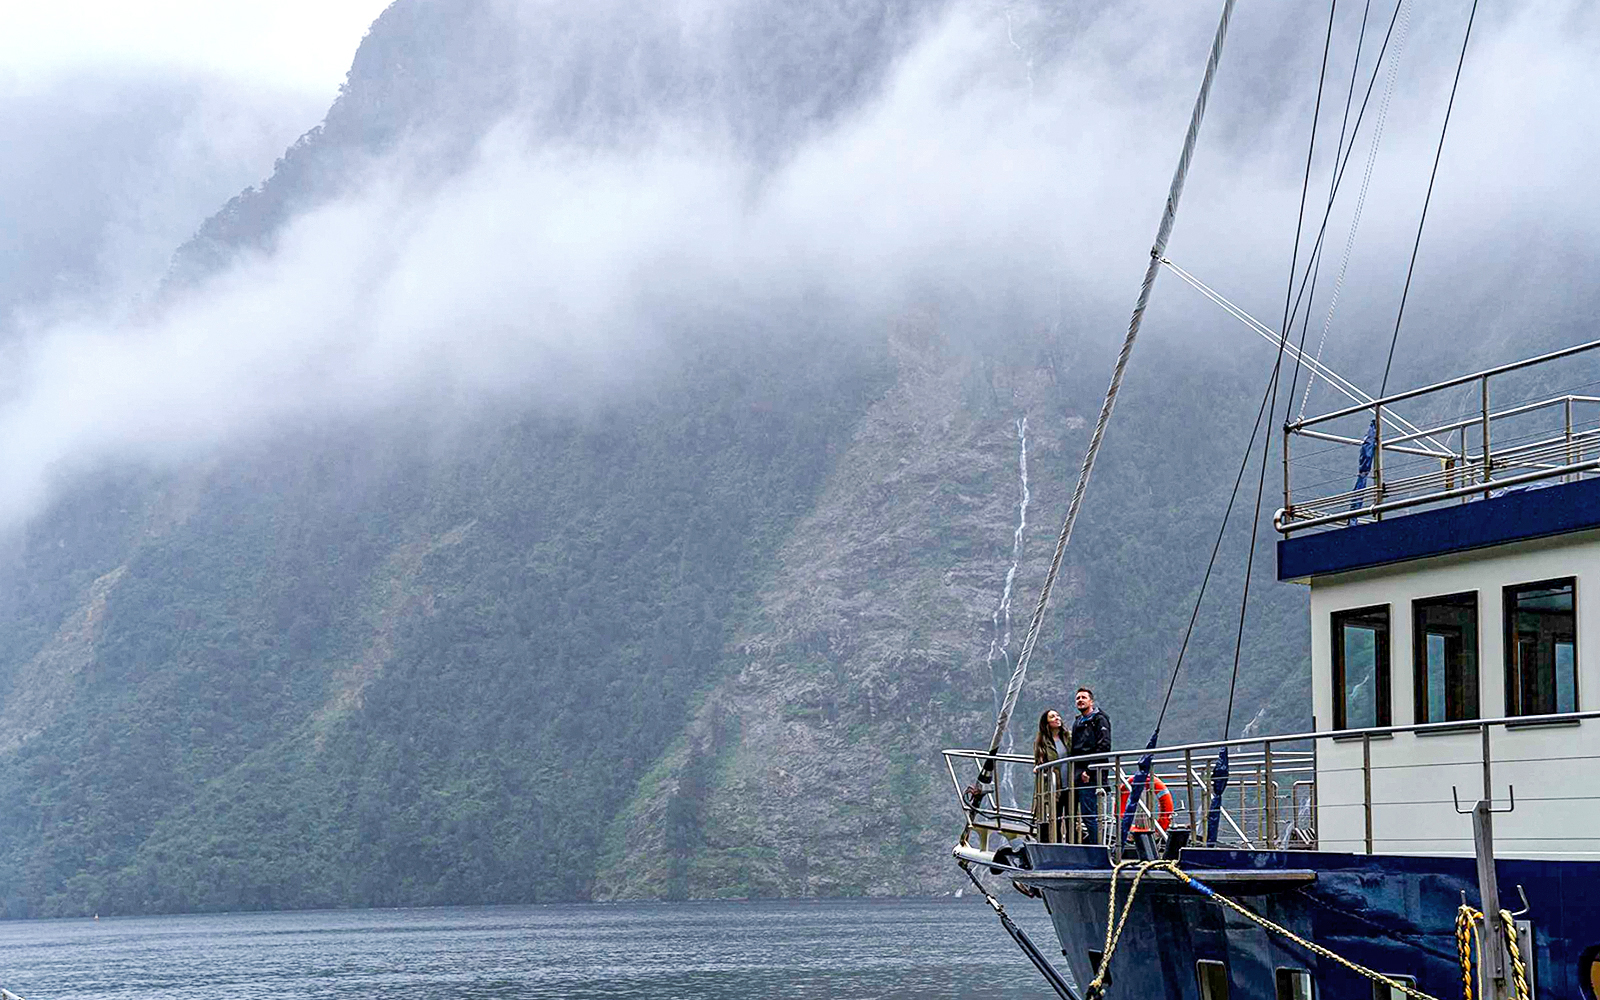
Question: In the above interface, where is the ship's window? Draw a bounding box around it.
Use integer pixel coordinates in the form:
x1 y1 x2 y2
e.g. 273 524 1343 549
1373 976 1416 999
1196 959 1229 1000
1274 967 1313 999
1333 605 1390 729
1504 579 1578 715
1413 593 1478 723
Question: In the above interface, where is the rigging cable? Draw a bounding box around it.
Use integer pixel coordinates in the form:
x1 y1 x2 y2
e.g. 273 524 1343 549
967 0 1237 801
1378 0 1481 396
1277 0 1409 407
1222 0 1340 743
1296 0 1393 418
1271 0 1412 413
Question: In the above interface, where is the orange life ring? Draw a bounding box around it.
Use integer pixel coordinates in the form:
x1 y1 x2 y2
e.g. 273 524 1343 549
1118 775 1175 832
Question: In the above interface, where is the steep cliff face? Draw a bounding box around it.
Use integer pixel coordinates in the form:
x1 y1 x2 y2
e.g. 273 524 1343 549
595 309 1092 899
0 0 1336 917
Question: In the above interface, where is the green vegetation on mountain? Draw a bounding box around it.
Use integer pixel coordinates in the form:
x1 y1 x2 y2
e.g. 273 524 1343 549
6 0 1592 917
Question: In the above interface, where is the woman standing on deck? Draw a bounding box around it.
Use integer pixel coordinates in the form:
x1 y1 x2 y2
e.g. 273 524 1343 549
1032 709 1068 842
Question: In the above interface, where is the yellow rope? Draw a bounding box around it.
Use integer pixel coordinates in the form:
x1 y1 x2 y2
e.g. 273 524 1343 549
1455 905 1531 1000
1082 859 1439 1000
1456 906 1478 1000
1084 860 1167 1000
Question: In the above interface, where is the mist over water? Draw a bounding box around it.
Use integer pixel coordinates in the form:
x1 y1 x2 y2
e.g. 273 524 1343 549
0 899 1060 999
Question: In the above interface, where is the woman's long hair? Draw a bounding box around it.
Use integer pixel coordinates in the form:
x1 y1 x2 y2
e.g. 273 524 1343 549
1034 709 1064 764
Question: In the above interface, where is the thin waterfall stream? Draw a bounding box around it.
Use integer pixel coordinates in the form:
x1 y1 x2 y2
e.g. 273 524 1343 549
985 415 1031 810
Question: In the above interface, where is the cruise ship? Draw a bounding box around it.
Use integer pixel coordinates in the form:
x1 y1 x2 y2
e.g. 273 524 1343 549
947 341 1600 1000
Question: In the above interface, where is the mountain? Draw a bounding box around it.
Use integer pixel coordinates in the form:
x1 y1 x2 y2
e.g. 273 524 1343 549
0 0 1594 916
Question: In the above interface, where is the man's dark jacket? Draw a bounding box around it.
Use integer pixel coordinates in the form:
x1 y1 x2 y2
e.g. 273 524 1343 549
1069 708 1112 773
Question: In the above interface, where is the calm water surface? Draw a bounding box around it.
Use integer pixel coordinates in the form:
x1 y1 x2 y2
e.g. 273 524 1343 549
0 897 1064 999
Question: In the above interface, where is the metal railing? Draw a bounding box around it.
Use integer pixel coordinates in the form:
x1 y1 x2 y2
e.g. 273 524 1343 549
1276 340 1600 534
945 708 1600 860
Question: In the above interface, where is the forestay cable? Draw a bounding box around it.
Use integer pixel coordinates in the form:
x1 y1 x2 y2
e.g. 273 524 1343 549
970 0 1237 798
1379 0 1480 396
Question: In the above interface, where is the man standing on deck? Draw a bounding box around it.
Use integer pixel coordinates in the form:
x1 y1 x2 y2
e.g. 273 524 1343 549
1069 686 1112 845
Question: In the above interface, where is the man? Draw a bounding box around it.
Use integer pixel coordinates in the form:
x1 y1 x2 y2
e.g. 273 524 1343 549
1069 686 1112 845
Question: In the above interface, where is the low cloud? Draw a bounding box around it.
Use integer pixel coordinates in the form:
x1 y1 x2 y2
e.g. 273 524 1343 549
0 0 1595 528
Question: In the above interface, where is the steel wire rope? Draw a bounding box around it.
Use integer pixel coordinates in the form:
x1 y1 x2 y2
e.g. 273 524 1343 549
1379 0 1481 396
1268 0 1413 413
1148 0 1345 745
1293 0 1407 418
1222 0 1342 741
969 0 1237 799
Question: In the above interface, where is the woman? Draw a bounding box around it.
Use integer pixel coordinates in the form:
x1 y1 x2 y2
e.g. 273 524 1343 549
1032 709 1068 842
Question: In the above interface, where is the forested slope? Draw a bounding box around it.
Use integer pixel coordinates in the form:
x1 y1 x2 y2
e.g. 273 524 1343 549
0 0 1592 916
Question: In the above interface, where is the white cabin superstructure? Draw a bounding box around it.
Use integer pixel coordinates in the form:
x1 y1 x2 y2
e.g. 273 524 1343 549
1277 341 1600 863
1300 529 1600 859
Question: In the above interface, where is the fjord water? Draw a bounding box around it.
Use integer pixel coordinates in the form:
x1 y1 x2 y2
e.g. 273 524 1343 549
0 897 1063 999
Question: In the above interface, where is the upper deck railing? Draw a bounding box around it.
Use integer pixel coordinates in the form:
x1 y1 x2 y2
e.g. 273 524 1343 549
945 708 1600 861
1275 340 1600 535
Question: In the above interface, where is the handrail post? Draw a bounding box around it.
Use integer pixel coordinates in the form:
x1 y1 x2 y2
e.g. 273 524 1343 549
1185 748 1196 832
1112 754 1124 858
1263 741 1275 848
1372 404 1385 520
1067 756 1079 845
1282 424 1292 519
1481 375 1493 497
1566 396 1575 483
1362 732 1374 855
1481 721 1492 804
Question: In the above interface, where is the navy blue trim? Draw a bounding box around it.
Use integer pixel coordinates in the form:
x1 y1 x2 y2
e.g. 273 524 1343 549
1278 477 1600 581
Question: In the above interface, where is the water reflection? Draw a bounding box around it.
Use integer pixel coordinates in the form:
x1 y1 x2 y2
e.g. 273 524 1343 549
0 897 1059 999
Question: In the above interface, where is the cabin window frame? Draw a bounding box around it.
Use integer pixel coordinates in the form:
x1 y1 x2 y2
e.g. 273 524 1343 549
1412 591 1479 724
1332 604 1391 730
1503 577 1579 717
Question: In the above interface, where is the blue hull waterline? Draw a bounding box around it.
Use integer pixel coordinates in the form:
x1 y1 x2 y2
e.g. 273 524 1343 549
1021 845 1594 999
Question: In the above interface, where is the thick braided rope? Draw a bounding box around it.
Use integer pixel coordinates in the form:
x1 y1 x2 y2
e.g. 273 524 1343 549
1455 906 1477 1000
1164 865 1439 1000
1081 860 1439 1000
1501 910 1530 1000
976 0 1237 782
1457 906 1532 1000
1086 861 1170 1000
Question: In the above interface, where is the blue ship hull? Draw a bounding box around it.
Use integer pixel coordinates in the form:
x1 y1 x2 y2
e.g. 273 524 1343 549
1021 844 1598 999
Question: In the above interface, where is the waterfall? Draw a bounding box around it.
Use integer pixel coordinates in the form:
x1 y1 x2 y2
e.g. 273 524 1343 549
986 415 1031 810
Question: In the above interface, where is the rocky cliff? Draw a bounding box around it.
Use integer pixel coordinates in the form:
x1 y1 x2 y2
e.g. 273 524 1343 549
8 0 1591 915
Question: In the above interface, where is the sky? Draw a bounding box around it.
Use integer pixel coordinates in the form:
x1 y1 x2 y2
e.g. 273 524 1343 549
0 0 394 99
0 0 1596 533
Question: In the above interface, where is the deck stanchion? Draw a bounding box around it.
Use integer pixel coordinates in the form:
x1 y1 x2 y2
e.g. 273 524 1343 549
1185 748 1196 832
1263 741 1275 847
1481 376 1493 497
1362 732 1374 855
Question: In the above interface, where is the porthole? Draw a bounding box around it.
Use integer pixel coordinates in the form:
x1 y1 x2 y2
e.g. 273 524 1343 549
1581 945 1600 1000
